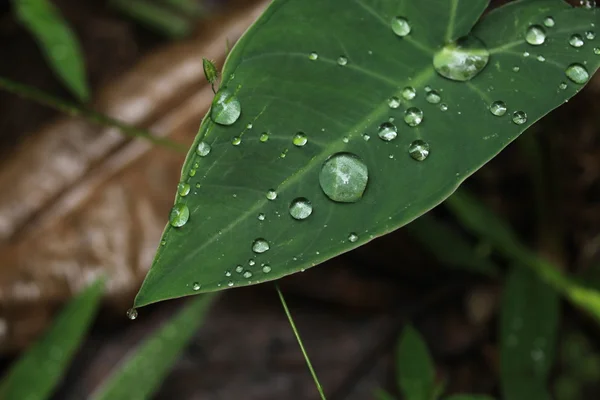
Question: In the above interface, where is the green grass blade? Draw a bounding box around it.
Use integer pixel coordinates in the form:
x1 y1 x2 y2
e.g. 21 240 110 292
14 0 89 101
500 266 559 400
407 214 499 276
0 278 105 400
90 294 216 400
397 325 437 400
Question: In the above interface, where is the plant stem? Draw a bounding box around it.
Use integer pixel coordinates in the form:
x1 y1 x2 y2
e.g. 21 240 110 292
0 76 187 153
275 283 327 400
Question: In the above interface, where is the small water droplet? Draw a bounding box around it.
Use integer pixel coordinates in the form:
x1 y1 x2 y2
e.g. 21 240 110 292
439 103 448 111
594 47 600 54
319 153 368 203
391 16 411 37
196 141 211 156
543 17 555 28
559 82 568 90
211 89 241 125
348 233 359 243
262 265 272 273
235 265 244 273
512 66 520 72
537 55 546 62
425 90 441 104
266 189 277 200
225 271 232 277
433 36 490 81
404 107 424 127
293 132 308 147
178 182 191 197
525 25 546 46
252 238 270 254
378 122 398 141
227 281 234 287
258 213 266 221
570 34 585 48
289 198 313 220
246 123 253 129
260 132 269 142
402 86 416 100
363 133 371 141
192 282 201 291
580 0 596 9
565 63 590 84
490 100 507 116
248 259 256 266
408 140 430 161
309 52 318 60
243 271 253 279
523 51 530 57
232 136 242 146
169 203 190 228
512 111 528 125
337 56 348 66
388 96 401 109
127 308 138 320
342 136 349 143
586 31 596 40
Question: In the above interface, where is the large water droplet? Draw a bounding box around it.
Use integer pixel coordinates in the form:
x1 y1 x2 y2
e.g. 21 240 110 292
404 107 424 127
210 89 241 125
196 141 211 156
565 63 590 84
388 96 401 109
525 25 546 45
402 86 416 100
490 101 507 116
378 122 398 141
266 189 277 200
178 182 191 197
570 34 585 48
391 16 411 37
293 132 308 147
169 203 190 228
433 36 490 81
289 198 313 220
319 153 368 203
252 238 270 254
512 111 528 125
127 308 138 320
192 282 201 291
408 140 430 161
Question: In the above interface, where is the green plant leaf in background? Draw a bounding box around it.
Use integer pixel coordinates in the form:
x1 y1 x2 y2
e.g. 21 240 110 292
90 294 216 400
0 278 104 400
14 0 90 101
396 325 438 400
135 0 600 307
500 266 559 400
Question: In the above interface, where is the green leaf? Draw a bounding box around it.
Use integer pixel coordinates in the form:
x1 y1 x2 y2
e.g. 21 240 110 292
90 294 216 400
0 278 104 400
407 214 499 276
445 396 495 400
397 325 437 400
500 266 559 400
135 0 600 306
14 0 89 101
446 190 600 325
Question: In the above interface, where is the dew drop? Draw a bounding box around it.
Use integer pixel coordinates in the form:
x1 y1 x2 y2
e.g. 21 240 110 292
252 238 270 254
246 123 253 129
266 189 277 200
586 31 596 40
408 140 430 161
525 25 546 46
565 63 590 84
126 308 138 320
196 141 211 156
391 16 411 37
169 203 190 228
235 265 244 273
262 265 272 273
192 282 201 291
537 55 546 62
378 122 398 141
433 36 490 81
402 86 416 100
594 47 600 54
337 56 348 66
570 34 585 48
439 103 448 111
348 233 359 243
210 89 241 125
289 198 313 220
225 271 232 277
388 96 401 109
319 153 368 203
258 213 266 221
249 259 256 266
227 281 234 287
293 132 308 147
523 51 530 57
232 136 242 146
260 132 269 142
425 90 441 104
363 133 371 141
178 182 191 197
512 66 520 72
559 82 568 90
543 17 555 28
309 52 318 61
243 271 253 279
580 0 596 9
404 107 424 127
512 111 528 125
490 100 507 116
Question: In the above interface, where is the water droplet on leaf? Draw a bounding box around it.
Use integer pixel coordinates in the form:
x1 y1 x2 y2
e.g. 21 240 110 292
402 86 416 100
252 238 270 254
319 153 368 203
309 52 318 60
266 189 277 200
196 141 211 156
262 265 272 273
433 36 490 81
169 203 190 228
192 282 201 291
525 25 546 46
243 271 253 279
543 17 555 28
232 136 242 146
293 132 308 147
404 107 424 127
258 213 266 221
337 56 348 66
211 89 241 125
408 140 430 161
391 16 411 37
426 91 441 104
565 63 589 84
570 34 585 48
289 198 313 220
586 31 596 40
490 101 507 116
348 233 359 243
378 122 398 141
388 96 401 109
512 111 528 125
178 183 191 197
127 308 138 320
